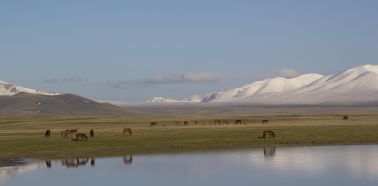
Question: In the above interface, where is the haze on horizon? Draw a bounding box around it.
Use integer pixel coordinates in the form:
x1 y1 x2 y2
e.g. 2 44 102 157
1 0 378 101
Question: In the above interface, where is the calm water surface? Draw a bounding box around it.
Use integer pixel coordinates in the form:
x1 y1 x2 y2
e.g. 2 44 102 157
1 145 377 186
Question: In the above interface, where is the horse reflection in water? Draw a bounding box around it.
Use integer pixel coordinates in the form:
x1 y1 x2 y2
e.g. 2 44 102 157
263 147 276 158
90 158 95 167
123 155 133 165
61 158 90 168
45 160 52 168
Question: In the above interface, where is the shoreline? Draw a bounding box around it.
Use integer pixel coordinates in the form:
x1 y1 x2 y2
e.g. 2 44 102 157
1 142 377 161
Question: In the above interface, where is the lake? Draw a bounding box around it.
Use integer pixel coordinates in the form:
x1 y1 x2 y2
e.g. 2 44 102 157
1 145 377 186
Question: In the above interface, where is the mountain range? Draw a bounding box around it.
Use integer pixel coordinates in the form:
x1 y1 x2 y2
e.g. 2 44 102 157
148 64 378 105
0 81 124 115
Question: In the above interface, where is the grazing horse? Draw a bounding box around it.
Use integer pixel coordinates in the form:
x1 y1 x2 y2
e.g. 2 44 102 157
45 130 51 138
90 129 94 138
150 122 157 127
183 121 189 126
343 116 349 120
223 121 229 125
260 131 276 139
61 129 77 138
235 120 242 125
123 128 132 136
214 120 222 125
261 120 269 124
76 133 89 140
123 155 133 165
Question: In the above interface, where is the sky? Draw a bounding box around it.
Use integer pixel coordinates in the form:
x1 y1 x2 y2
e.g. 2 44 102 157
1 0 378 101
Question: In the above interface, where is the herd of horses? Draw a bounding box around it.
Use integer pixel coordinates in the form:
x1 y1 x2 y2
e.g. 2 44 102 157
44 127 133 140
44 115 350 140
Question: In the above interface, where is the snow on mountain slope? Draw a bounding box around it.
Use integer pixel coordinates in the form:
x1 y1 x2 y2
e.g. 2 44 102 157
202 73 324 102
147 97 179 103
148 95 202 103
0 80 59 96
148 64 378 105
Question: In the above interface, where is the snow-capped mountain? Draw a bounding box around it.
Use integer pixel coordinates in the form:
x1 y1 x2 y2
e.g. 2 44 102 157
148 95 202 103
0 80 59 96
148 64 378 105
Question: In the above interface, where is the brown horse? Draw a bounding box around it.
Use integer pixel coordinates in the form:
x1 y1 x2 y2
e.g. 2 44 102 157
260 131 276 139
261 120 269 124
235 120 242 125
123 128 132 136
76 133 89 140
183 121 189 126
150 122 157 127
61 129 77 137
45 130 51 138
343 116 349 120
90 129 94 138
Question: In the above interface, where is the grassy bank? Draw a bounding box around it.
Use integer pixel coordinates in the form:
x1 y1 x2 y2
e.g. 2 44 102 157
0 115 378 159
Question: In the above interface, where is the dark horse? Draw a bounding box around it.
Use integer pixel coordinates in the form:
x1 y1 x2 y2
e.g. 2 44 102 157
259 131 276 139
213 120 222 125
45 130 51 138
90 129 94 138
343 116 349 120
123 128 132 136
76 133 89 140
183 121 189 126
261 120 269 124
235 120 242 125
150 122 157 127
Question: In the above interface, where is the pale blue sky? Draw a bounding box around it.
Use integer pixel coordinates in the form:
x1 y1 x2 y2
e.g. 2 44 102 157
1 0 378 101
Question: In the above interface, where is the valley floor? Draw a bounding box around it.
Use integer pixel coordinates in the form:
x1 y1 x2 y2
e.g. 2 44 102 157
0 114 378 159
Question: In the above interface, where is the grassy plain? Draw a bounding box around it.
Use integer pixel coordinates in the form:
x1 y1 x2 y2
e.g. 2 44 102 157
0 114 378 159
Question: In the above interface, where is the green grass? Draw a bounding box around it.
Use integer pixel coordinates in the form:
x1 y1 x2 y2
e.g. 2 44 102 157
0 114 378 159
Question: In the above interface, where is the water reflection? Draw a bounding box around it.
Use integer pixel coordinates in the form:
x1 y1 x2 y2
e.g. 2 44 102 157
45 160 51 168
40 156 133 169
123 155 133 165
1 146 378 186
61 158 90 168
263 147 276 158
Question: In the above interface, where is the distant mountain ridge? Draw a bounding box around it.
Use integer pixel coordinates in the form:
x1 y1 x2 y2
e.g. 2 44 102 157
148 64 378 105
0 81 124 115
0 80 58 96
0 93 124 115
